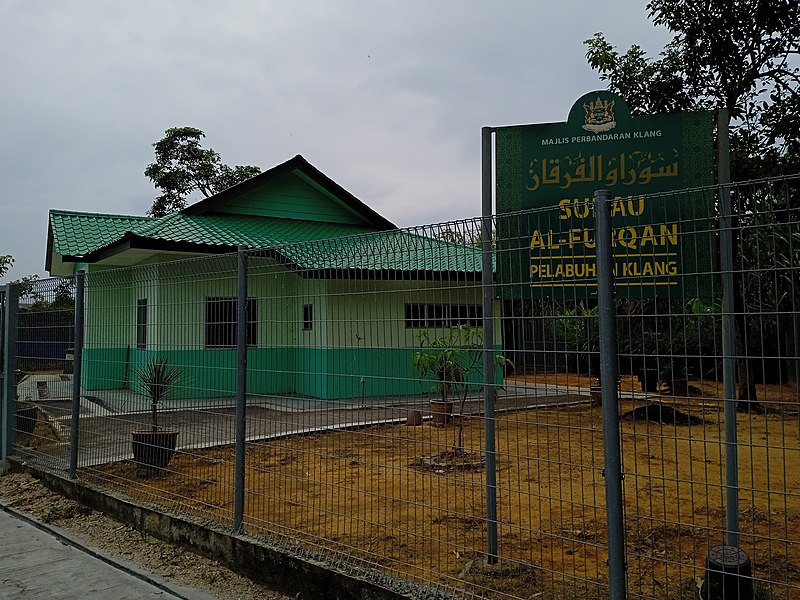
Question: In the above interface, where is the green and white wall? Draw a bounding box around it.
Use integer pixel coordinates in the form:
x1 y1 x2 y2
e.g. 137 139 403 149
82 255 501 402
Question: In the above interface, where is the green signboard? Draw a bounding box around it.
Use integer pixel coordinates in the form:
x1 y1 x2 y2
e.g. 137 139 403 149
495 90 714 299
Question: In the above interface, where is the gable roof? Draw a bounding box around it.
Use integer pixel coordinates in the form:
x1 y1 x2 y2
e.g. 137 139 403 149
183 155 395 230
48 209 487 278
46 154 489 280
46 155 397 275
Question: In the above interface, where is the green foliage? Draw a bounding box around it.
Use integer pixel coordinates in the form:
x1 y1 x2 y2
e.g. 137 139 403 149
739 188 800 313
550 303 599 351
0 255 13 278
144 127 262 217
584 0 800 177
135 357 182 430
411 325 486 403
542 302 600 377
16 278 75 341
585 34 696 115
18 278 74 314
434 226 493 248
411 325 512 448
14 274 40 302
584 0 799 399
613 298 722 380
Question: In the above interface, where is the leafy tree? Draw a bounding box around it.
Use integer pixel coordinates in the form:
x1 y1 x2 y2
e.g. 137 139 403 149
434 224 497 251
13 274 40 302
585 0 800 177
584 0 800 404
0 255 13 278
144 127 262 217
21 278 74 313
435 227 479 247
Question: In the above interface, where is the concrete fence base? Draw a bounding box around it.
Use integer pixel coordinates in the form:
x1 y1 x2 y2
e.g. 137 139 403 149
8 458 429 600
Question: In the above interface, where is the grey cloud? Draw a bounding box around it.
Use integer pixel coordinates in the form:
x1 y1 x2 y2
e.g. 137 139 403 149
0 0 671 283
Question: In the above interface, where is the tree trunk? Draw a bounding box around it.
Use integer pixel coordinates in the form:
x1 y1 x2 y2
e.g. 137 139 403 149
734 276 761 411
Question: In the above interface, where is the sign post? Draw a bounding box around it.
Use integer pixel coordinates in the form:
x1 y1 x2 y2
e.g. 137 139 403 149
490 91 716 595
495 90 714 299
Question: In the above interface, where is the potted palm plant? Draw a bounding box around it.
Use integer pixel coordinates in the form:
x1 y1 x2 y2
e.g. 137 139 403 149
131 357 182 477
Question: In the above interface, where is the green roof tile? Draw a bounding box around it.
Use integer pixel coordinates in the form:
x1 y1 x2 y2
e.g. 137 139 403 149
137 214 375 248
278 230 485 273
49 210 487 274
49 210 153 257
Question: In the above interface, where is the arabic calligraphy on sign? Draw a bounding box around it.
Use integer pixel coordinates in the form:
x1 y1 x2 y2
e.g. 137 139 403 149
526 150 679 191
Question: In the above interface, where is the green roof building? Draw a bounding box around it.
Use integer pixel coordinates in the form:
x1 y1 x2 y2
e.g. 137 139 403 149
47 155 494 401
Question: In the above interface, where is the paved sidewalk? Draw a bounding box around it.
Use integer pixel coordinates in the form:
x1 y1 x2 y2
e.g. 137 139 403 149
0 507 217 600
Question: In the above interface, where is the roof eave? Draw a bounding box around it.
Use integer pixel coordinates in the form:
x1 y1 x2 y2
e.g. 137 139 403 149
45 222 55 273
81 233 237 264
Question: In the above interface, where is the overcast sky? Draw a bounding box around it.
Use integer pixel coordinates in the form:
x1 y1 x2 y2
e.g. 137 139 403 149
0 1 673 284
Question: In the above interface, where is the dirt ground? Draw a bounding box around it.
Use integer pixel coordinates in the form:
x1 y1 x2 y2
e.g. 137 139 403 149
30 374 800 599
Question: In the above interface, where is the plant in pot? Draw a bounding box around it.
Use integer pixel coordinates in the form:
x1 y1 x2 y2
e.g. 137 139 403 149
411 328 466 427
132 357 182 477
411 325 512 450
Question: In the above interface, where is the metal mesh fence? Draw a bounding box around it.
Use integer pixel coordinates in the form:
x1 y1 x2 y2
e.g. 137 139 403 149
5 175 800 599
9 277 76 469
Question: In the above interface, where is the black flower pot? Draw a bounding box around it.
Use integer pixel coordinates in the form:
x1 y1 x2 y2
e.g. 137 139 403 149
638 368 659 393
131 429 178 477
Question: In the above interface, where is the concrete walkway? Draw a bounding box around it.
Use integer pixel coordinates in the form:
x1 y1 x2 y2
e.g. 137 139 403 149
0 506 216 599
16 373 653 471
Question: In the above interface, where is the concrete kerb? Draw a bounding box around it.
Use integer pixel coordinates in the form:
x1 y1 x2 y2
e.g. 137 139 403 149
7 458 448 600
0 499 216 600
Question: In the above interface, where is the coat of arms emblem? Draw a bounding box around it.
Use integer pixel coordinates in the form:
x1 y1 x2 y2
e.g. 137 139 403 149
582 97 616 133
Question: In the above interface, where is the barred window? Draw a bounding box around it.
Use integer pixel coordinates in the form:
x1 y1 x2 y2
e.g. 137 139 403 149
303 304 313 331
205 297 257 348
404 303 483 328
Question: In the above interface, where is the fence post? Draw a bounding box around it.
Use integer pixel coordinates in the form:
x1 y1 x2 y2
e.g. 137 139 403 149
233 246 248 533
595 189 627 599
68 271 85 479
2 284 19 471
481 126 499 564
717 109 740 547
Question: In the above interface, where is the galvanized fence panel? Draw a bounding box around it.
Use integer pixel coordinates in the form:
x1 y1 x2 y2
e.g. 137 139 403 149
74 256 244 526
10 277 75 471
4 175 799 600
